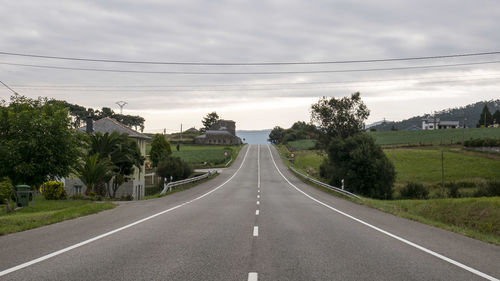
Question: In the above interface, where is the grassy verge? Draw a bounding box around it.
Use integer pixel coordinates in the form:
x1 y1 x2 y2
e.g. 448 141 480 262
0 196 115 236
363 197 500 245
142 173 219 200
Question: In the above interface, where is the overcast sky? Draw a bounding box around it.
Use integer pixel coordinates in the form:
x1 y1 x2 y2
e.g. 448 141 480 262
1 0 500 132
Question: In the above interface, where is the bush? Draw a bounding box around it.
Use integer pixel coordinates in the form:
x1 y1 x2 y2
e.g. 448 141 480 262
40 181 67 200
320 133 395 199
0 177 14 204
400 182 429 199
475 180 500 197
157 156 193 183
446 182 460 198
87 191 103 201
464 138 500 147
120 194 134 201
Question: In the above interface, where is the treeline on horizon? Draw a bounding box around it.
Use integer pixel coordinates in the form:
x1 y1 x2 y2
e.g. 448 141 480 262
372 99 500 131
57 100 145 132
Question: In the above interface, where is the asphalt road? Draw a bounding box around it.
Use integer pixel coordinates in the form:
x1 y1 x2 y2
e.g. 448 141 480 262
0 144 499 281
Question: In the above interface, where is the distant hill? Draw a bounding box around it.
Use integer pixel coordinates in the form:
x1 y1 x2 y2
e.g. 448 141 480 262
373 100 500 131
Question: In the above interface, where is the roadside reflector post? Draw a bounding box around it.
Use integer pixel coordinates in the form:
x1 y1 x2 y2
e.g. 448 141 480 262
341 179 344 190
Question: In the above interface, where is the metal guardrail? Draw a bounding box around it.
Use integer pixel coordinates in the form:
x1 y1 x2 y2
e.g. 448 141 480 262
160 170 217 195
288 166 361 200
224 156 233 167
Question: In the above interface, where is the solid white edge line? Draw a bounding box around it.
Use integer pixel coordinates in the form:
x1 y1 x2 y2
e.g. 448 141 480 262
248 272 258 281
253 226 259 237
0 145 252 278
266 144 499 281
256 210 260 215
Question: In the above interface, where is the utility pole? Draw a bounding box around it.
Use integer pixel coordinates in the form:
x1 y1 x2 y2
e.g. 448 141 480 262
116 101 128 114
441 150 445 194
180 123 183 142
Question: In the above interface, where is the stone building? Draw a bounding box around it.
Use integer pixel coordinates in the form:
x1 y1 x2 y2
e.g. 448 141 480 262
194 119 242 145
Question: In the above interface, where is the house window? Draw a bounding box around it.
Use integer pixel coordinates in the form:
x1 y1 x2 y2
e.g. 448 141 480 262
74 185 82 195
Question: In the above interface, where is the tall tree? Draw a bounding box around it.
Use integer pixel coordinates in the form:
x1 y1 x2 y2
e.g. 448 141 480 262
268 126 285 144
0 95 82 186
492 110 500 125
477 105 493 127
320 133 395 199
311 92 369 147
201 112 219 132
150 134 172 167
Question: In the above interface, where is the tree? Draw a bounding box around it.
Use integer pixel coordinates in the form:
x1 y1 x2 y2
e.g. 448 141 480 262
311 92 369 147
109 138 144 198
0 95 82 187
87 132 144 197
477 105 493 127
150 134 172 167
492 110 500 125
156 156 192 184
76 154 112 195
268 126 285 144
320 133 395 199
201 112 219 132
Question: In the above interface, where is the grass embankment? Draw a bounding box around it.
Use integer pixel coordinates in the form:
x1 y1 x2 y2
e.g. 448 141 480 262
0 196 115 235
276 144 500 245
142 173 219 200
369 127 500 147
364 197 500 245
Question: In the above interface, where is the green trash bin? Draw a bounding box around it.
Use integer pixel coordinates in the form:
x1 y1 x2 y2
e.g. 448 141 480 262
16 185 31 207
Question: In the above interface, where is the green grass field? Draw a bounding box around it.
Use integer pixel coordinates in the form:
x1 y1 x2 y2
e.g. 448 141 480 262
385 148 500 184
369 127 500 146
0 196 115 235
287 139 317 151
170 145 242 167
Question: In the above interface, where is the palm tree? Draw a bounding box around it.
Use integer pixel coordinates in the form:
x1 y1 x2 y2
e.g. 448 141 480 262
77 154 112 195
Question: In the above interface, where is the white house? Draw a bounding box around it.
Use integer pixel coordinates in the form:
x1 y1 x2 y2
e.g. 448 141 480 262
65 117 151 200
422 117 460 130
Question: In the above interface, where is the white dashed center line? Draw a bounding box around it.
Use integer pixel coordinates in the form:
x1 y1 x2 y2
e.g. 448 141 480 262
253 226 259 237
255 210 259 215
257 195 260 199
256 201 260 205
248 272 258 281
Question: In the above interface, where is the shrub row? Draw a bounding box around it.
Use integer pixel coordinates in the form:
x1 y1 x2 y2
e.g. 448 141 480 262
399 180 500 199
464 138 500 147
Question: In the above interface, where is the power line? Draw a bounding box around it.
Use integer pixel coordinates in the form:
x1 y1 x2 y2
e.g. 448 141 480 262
0 80 17 94
1 60 500 75
0 50 500 65
10 73 500 89
12 77 500 93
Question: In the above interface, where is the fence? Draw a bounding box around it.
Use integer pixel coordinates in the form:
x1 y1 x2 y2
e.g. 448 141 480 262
288 166 361 200
160 170 217 195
